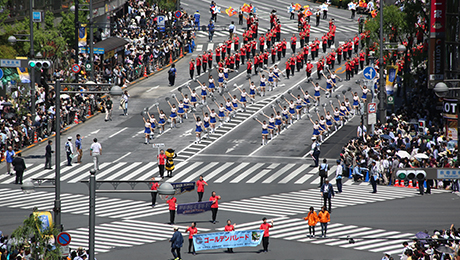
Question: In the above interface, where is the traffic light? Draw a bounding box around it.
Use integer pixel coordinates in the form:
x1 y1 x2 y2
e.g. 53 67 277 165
28 60 52 69
396 170 427 180
418 119 425 135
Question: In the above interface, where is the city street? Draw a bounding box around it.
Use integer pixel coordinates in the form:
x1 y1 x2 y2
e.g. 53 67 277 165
1 0 459 259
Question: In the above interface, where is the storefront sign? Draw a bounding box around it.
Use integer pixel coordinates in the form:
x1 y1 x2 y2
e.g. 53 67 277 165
442 98 457 119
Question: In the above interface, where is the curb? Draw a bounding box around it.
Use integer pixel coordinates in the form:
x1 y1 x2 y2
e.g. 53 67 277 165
2 54 187 160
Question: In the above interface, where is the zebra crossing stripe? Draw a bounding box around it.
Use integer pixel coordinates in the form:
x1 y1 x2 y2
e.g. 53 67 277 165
167 162 204 182
279 164 310 183
182 162 219 182
230 163 264 183
121 162 156 180
106 162 143 180
61 163 94 181
94 162 128 179
214 162 250 183
203 162 233 181
262 164 296 183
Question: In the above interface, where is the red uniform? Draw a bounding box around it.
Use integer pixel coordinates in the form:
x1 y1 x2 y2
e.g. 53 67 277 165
210 195 220 208
196 179 207 192
167 197 177 210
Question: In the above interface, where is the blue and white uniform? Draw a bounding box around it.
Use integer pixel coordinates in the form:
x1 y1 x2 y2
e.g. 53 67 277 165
195 121 203 133
304 93 312 104
333 110 341 122
218 72 224 83
201 85 208 96
314 85 321 97
275 114 282 125
159 113 166 124
268 117 275 128
210 111 217 124
262 123 270 135
260 77 267 87
282 108 289 119
150 118 157 129
362 88 369 99
339 105 347 117
177 103 185 114
268 72 275 82
353 95 360 106
326 78 333 90
240 92 247 102
331 74 337 84
218 106 225 118
319 118 326 131
231 97 238 108
296 98 303 110
223 68 229 79
183 97 190 109
203 115 210 128
226 101 233 112
289 103 296 115
144 122 151 134
170 107 177 118
313 123 320 135
326 114 333 126
191 92 198 103
344 100 351 112
208 78 215 89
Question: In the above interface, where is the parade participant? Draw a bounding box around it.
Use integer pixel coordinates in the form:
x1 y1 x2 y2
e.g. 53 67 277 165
309 118 322 141
207 106 218 133
167 196 177 224
202 51 208 73
236 86 248 111
311 81 326 105
273 65 281 85
150 179 159 207
187 86 201 109
289 54 296 76
285 58 291 79
318 206 331 237
165 149 177 177
321 33 327 53
278 103 290 127
209 191 221 224
167 101 178 128
331 105 342 129
273 107 283 133
142 117 153 144
324 107 333 132
189 58 195 79
214 101 226 128
328 69 341 84
352 92 360 114
173 96 186 124
197 80 208 105
339 101 349 121
196 55 202 76
304 207 319 237
223 65 235 82
299 88 312 113
193 114 203 143
228 93 242 112
186 222 198 255
246 58 253 76
234 34 240 51
255 119 274 145
306 60 313 79
208 50 213 69
337 45 343 64
156 106 168 134
343 97 352 115
353 33 359 53
291 33 297 54
289 93 304 120
179 93 190 117
316 56 324 80
264 68 279 91
260 218 274 253
224 220 236 253
316 112 327 136
261 112 276 139
225 98 233 122
320 179 334 212
148 112 157 138
258 73 268 97
283 98 296 125
196 175 208 202
202 111 211 139
360 84 370 102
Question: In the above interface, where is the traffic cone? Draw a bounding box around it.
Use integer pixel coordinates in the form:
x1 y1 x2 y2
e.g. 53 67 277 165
88 104 92 116
33 131 38 143
394 179 399 187
415 181 419 189
169 53 173 64
143 67 148 77
74 113 79 124
180 47 183 58
408 180 415 188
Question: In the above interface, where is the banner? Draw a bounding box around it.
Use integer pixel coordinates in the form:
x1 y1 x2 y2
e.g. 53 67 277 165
177 201 212 215
171 182 195 195
17 67 30 83
385 65 398 95
78 25 87 47
225 6 237 16
33 211 53 233
193 230 264 251
428 0 445 85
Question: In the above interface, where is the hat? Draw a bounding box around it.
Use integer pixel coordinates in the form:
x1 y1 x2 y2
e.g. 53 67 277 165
68 136 72 140
336 159 341 163
173 226 179 230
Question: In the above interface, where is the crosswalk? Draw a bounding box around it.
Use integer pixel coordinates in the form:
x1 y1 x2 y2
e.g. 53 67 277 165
216 216 414 255
217 185 446 217
0 188 169 219
67 219 210 253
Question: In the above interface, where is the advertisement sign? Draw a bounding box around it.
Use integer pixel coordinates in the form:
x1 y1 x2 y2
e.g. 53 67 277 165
442 98 457 119
193 230 264 251
177 201 213 215
446 120 458 140
385 65 398 95
32 211 53 233
171 182 195 195
437 169 460 179
430 0 446 35
428 0 446 85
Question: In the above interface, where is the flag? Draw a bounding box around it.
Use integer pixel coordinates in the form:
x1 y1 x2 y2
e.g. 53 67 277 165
212 6 221 13
294 3 302 10
17 67 30 83
371 10 377 18
348 2 354 10
241 3 252 13
385 65 398 95
78 24 87 47
226 6 237 16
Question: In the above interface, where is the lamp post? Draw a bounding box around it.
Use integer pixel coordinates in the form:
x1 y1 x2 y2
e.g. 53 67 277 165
72 1 79 83
378 0 385 124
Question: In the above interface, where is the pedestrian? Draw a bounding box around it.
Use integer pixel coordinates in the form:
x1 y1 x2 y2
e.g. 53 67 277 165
75 134 82 163
167 196 177 224
208 20 215 42
89 138 102 171
157 149 166 178
320 179 335 212
104 96 113 121
224 219 236 253
44 140 53 169
150 179 159 207
370 160 379 193
186 222 197 255
209 191 221 224
168 64 177 86
304 206 318 237
194 10 201 30
5 146 15 175
229 21 235 39
318 158 329 187
310 137 321 167
196 175 208 202
121 90 129 116
335 159 343 193
318 206 330 237
65 137 74 166
259 217 273 253
169 226 183 260
12 153 26 185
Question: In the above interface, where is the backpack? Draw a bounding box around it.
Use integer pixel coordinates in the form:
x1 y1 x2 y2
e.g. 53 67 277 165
319 163 329 177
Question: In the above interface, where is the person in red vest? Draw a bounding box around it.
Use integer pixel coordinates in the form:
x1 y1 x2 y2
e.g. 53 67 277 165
207 50 213 68
157 149 167 178
226 39 232 56
263 51 269 67
353 55 359 75
285 58 291 79
266 31 272 49
209 191 221 224
229 54 235 70
233 34 239 52
150 180 159 207
345 59 352 80
240 46 246 65
290 54 296 76
235 52 240 70
259 218 274 253
282 38 287 58
306 59 313 79
246 58 253 75
343 43 348 61
337 45 342 64
271 47 276 64
291 33 297 54
196 175 208 202
167 196 177 224
316 57 324 80
277 43 282 61
251 40 257 57
196 55 202 76
215 46 221 63
186 222 198 255
349 58 355 77
347 39 353 58
259 34 265 53
330 49 336 69
296 52 303 72
254 54 259 71
246 43 251 60
359 51 365 70
189 59 195 80
353 34 359 54
303 45 309 63
310 42 316 61
224 220 236 253
275 20 281 41
221 44 226 60
321 33 327 53
202 52 208 73
299 30 305 48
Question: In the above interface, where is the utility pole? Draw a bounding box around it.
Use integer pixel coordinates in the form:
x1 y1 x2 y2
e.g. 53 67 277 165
89 0 94 81
378 1 386 124
74 0 79 83
29 0 36 118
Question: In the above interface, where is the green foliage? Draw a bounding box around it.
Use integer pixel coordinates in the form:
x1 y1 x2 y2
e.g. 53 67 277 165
157 0 176 12
364 5 407 44
58 0 89 48
11 214 61 260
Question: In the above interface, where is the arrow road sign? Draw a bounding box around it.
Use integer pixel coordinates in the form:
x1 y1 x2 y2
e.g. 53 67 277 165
363 66 377 80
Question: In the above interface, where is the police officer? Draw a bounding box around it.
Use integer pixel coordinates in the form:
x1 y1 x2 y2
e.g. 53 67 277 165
370 160 379 193
311 137 321 167
194 10 201 30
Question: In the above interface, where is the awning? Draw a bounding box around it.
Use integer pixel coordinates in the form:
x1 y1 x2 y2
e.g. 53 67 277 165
79 37 128 55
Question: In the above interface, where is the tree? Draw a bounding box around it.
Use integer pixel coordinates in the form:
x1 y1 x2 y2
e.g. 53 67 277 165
58 0 89 48
10 213 61 260
364 5 407 45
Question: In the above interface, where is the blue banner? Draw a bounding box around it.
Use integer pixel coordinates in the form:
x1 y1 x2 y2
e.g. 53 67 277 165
171 182 195 195
193 230 264 251
177 201 213 215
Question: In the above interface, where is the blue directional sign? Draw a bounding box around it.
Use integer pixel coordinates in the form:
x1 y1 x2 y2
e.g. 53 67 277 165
0 68 3 80
33 11 42 22
363 66 377 80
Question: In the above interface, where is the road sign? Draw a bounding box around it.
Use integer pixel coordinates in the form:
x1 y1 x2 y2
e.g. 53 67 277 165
60 245 70 256
387 95 394 105
175 11 182 18
33 11 42 22
158 16 165 27
0 68 3 80
71 64 81 74
1 59 23 68
56 232 71 246
363 66 377 80
85 63 92 71
368 102 376 114
153 143 165 148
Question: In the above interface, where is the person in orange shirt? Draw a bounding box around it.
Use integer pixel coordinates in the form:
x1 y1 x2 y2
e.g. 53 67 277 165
167 196 177 224
209 191 221 224
304 206 319 237
260 217 274 252
186 222 198 255
224 219 236 253
318 206 331 237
